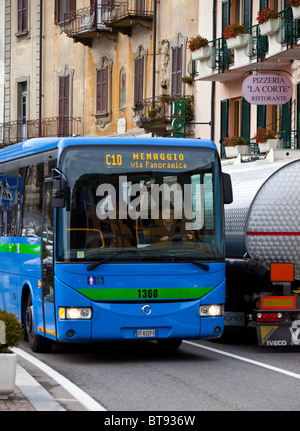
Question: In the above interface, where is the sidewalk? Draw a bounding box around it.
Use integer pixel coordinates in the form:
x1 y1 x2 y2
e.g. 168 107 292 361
0 384 36 411
0 363 83 411
0 349 98 411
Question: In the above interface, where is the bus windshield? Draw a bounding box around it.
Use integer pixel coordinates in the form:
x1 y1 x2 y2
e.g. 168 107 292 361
56 145 224 263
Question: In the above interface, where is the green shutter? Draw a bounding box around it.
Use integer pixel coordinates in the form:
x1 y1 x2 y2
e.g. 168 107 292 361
222 0 230 32
281 101 291 148
220 99 229 158
260 0 268 10
243 0 252 28
241 98 250 142
257 105 266 129
297 84 300 149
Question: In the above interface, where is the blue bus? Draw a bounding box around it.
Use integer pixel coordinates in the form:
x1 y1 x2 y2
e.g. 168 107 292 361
0 137 232 352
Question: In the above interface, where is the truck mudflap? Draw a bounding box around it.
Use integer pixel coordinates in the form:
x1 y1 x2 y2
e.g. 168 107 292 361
257 320 300 346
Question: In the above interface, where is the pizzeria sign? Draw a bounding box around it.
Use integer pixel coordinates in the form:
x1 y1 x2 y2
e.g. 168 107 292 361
242 74 293 105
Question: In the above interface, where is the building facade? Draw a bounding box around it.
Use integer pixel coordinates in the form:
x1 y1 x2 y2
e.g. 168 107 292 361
1 0 200 146
194 0 300 157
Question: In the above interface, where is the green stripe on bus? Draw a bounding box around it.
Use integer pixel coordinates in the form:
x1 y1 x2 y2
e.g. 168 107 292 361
78 287 214 301
0 242 41 255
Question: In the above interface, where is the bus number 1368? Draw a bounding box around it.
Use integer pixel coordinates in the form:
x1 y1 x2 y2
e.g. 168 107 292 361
138 289 158 299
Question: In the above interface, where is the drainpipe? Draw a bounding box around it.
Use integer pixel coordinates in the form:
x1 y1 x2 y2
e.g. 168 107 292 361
152 0 157 109
39 0 43 136
210 0 217 142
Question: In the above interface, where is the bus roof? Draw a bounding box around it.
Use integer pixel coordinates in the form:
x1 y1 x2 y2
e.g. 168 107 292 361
0 137 218 163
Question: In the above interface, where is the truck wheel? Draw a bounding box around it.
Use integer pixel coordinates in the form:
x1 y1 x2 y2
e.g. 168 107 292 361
25 295 53 353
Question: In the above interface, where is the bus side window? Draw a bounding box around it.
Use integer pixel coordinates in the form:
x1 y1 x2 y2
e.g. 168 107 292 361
23 164 44 237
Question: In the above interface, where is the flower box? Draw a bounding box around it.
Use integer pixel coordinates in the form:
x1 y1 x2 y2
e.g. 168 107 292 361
225 145 251 158
259 19 280 36
227 34 252 68
259 19 284 57
226 34 250 49
292 6 300 19
258 139 281 153
191 46 211 61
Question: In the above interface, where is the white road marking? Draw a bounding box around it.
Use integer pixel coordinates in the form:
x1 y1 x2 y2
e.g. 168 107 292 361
184 341 300 380
13 347 107 411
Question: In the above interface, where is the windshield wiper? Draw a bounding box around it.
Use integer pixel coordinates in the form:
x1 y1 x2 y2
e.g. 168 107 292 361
87 250 210 272
164 254 210 271
87 250 128 271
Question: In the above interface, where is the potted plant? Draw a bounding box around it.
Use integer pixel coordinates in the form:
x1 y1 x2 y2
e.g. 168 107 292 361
257 8 280 36
182 76 193 85
187 35 210 60
224 136 250 158
0 309 23 399
147 108 158 119
287 0 300 19
223 23 248 48
253 127 281 152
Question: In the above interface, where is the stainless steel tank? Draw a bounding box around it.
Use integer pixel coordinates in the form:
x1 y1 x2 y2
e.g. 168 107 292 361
222 149 300 279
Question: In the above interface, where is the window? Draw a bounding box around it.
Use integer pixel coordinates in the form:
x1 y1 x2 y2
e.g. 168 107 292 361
18 0 28 34
18 82 28 141
94 59 112 125
119 68 126 109
171 46 183 96
59 75 70 136
55 0 76 23
96 68 108 114
134 57 144 103
231 98 241 137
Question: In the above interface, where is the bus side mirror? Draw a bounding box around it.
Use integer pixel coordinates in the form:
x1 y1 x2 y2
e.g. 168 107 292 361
222 173 233 205
52 179 67 208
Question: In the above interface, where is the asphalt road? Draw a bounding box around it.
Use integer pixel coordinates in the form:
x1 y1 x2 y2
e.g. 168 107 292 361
18 332 300 411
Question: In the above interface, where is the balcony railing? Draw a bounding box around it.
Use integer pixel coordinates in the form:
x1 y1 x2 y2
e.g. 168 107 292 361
102 0 154 24
0 117 82 147
63 1 154 40
63 5 110 40
133 95 194 136
194 6 300 81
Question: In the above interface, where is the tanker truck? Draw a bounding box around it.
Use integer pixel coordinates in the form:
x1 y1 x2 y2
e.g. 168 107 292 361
222 148 300 346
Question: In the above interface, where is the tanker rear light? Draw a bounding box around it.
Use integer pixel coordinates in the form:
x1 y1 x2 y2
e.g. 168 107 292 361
257 312 283 323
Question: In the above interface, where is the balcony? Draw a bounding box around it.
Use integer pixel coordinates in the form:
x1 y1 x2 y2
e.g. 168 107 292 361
63 5 113 46
102 0 154 36
133 95 194 137
195 7 300 83
0 117 82 147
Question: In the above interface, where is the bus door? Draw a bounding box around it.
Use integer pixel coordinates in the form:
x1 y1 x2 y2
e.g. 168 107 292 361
41 181 56 339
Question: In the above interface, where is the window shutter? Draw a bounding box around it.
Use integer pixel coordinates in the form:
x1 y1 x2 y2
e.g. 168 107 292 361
260 0 268 10
171 46 182 96
220 99 229 159
176 46 182 96
297 84 300 149
134 57 144 103
70 0 76 13
59 76 70 135
18 0 23 33
23 0 28 32
18 0 28 33
241 97 250 141
222 0 230 32
257 105 266 129
171 47 177 95
281 101 291 148
97 68 108 113
243 0 252 28
54 0 59 23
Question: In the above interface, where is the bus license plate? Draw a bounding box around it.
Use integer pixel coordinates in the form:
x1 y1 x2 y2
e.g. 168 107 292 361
136 329 156 338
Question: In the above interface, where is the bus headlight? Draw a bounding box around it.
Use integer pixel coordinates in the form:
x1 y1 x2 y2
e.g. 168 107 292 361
199 305 224 317
59 307 93 320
